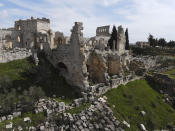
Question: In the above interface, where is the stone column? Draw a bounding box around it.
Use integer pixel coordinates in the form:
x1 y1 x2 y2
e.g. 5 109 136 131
113 40 116 52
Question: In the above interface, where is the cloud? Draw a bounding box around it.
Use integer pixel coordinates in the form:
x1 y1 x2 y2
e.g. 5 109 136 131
0 10 8 18
0 3 4 7
102 0 121 6
1 0 175 42
114 0 175 42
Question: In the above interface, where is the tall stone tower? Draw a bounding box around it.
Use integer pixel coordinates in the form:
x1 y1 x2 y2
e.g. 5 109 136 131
117 25 126 54
70 22 84 62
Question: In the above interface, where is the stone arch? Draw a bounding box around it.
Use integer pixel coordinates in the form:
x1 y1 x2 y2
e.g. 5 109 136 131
57 62 68 73
57 37 63 45
17 36 21 42
17 25 21 30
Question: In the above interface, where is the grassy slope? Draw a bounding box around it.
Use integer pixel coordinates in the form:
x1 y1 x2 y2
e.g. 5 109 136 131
0 58 34 80
164 68 175 79
105 80 175 130
0 57 78 101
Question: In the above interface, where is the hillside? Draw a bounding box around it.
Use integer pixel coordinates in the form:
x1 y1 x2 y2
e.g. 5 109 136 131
105 80 175 130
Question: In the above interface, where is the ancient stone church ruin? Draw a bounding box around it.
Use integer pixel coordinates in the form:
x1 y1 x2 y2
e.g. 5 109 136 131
44 22 131 91
0 17 131 91
0 17 53 50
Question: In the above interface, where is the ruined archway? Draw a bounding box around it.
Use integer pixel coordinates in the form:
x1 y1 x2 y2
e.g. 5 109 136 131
57 37 63 45
57 62 68 76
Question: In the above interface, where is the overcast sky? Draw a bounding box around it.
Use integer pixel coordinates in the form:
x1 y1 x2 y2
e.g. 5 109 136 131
0 0 175 43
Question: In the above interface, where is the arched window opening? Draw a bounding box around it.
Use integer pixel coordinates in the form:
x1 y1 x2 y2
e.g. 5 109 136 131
57 62 68 73
17 36 21 42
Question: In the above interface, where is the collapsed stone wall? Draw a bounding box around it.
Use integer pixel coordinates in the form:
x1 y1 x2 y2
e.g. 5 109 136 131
146 73 175 96
0 48 32 63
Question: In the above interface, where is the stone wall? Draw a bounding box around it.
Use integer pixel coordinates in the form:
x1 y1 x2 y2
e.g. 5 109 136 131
87 50 107 83
146 73 175 96
0 48 32 63
108 55 122 75
0 29 13 49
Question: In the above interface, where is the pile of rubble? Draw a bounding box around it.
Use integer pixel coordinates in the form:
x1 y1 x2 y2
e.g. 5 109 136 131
57 100 125 131
34 98 67 116
0 111 21 123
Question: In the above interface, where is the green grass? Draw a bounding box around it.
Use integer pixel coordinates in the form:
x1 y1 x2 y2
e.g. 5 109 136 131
105 79 175 130
0 56 79 99
0 112 45 130
65 103 91 115
0 58 34 80
164 68 175 79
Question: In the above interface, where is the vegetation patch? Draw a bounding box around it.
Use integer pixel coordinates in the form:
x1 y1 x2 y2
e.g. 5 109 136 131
0 58 34 81
0 54 79 115
52 97 73 105
65 103 91 115
105 79 175 130
131 46 175 56
0 112 45 130
164 68 175 79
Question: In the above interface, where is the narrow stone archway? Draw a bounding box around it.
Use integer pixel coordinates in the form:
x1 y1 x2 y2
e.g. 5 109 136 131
57 62 68 76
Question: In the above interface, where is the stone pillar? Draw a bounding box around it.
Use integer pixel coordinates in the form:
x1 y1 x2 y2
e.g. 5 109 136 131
112 40 116 52
117 25 126 54
49 30 54 49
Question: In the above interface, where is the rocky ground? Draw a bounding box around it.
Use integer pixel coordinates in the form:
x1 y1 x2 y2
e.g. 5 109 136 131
0 96 129 131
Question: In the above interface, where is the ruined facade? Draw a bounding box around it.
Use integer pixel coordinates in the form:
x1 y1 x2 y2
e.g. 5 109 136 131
0 17 131 91
96 25 110 37
0 17 55 50
44 23 130 91
136 41 150 48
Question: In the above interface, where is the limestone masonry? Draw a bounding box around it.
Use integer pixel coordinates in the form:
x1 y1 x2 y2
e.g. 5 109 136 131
0 17 131 91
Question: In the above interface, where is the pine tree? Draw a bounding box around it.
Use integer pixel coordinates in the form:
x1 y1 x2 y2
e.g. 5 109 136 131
108 26 117 49
125 28 129 50
148 34 157 47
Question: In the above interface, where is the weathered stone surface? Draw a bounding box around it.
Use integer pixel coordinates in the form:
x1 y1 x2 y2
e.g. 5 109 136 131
6 122 13 129
117 25 126 54
140 124 146 131
24 117 31 123
140 111 146 116
87 50 107 83
108 54 122 75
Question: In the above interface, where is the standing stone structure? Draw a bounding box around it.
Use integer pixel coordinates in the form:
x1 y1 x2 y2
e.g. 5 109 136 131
14 17 51 49
0 17 131 92
47 22 89 91
117 25 126 54
0 17 56 51
96 26 110 37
